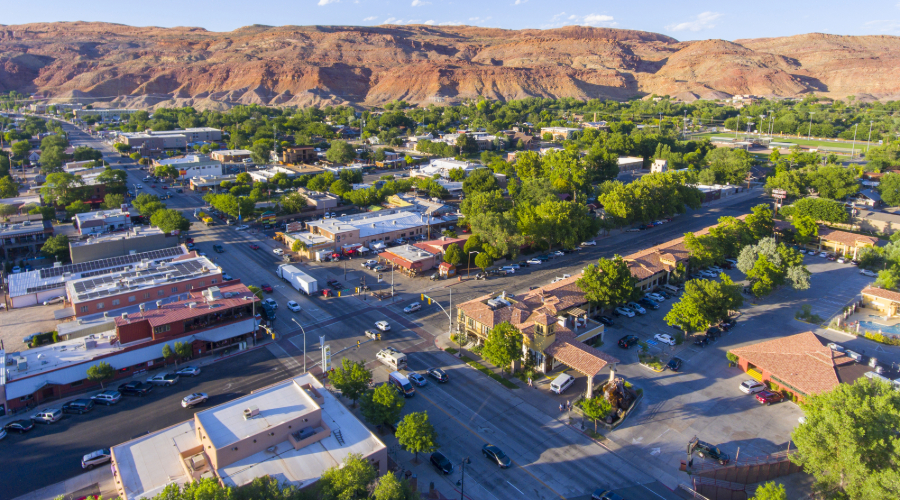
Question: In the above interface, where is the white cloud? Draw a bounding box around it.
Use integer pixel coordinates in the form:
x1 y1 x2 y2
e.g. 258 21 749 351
583 14 615 25
543 12 615 28
865 19 900 33
514 0 527 4
469 16 492 23
411 0 429 6
424 20 436 25
665 11 723 32
439 21 463 26
381 17 429 25
317 0 338 5
363 16 377 21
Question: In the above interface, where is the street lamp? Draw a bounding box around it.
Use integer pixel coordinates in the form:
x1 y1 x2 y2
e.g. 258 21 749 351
291 318 307 373
807 112 815 140
850 123 860 160
866 120 874 155
467 250 479 278
423 289 454 355
457 457 472 500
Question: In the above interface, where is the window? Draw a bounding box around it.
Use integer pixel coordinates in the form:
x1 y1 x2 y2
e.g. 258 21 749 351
153 324 171 334
144 293 150 299
70 380 83 387
467 318 474 328
158 290 164 296
112 299 120 306
81 306 89 313
199 281 205 287
97 302 104 310
171 286 178 293
211 279 217 284
129 296 136 303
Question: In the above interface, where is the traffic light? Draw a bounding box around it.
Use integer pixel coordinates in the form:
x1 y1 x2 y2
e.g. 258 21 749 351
421 293 425 301
377 333 382 341
357 340 361 349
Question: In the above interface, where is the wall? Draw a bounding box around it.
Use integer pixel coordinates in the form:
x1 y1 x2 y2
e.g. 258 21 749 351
70 233 175 263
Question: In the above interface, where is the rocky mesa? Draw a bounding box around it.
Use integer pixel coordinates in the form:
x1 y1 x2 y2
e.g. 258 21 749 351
1 22 899 108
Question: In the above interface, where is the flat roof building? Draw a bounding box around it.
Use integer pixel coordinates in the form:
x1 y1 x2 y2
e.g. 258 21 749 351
282 146 318 165
0 217 54 261
110 374 386 499
73 209 134 235
153 155 223 179
540 127 580 140
248 166 299 183
189 174 238 192
210 149 252 163
618 156 644 172
69 226 176 263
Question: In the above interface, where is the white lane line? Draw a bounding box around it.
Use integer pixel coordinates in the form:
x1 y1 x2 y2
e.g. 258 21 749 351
507 480 524 496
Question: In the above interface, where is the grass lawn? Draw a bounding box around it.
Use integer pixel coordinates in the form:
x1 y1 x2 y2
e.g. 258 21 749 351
689 132 873 153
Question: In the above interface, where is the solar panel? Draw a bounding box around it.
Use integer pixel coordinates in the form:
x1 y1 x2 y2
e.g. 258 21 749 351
40 247 184 279
25 282 66 294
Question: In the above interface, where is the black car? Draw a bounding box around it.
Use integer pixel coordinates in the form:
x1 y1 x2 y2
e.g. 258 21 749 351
61 399 95 414
592 489 625 500
694 441 730 465
427 367 449 383
720 319 737 331
482 444 512 468
430 451 454 474
693 335 709 347
5 420 34 433
706 327 721 339
617 335 639 349
667 357 683 372
597 316 614 327
118 381 154 396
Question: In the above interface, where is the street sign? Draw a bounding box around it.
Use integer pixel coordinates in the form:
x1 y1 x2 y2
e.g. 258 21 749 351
772 189 787 200
322 343 331 372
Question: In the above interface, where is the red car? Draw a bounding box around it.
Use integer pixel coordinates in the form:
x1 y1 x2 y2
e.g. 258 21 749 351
249 244 260 250
260 284 274 293
152 184 157 188
185 238 194 244
162 186 169 190
755 390 784 405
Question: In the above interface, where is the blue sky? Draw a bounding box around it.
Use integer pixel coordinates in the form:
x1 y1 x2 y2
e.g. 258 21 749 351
6 0 900 40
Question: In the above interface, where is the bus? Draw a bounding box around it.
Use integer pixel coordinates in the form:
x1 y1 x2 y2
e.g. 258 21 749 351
388 371 415 398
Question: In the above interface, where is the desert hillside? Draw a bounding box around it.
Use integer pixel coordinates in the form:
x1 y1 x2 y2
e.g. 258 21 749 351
1 22 899 108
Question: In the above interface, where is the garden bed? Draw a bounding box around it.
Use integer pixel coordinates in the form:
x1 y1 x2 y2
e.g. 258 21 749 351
638 352 665 372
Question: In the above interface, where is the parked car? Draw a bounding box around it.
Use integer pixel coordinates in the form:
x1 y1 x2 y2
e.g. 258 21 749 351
362 259 378 268
91 390 122 405
614 307 635 318
236 225 250 231
287 301 302 312
580 240 597 246
597 316 614 326
375 320 391 331
403 303 422 313
176 366 202 377
707 266 724 273
699 270 718 278
639 297 659 310
482 444 512 468
4 420 34 433
667 357 683 372
62 399 95 415
646 293 666 302
860 269 878 277
653 333 676 346
626 302 646 315
694 441 730 465
430 451 454 474
273 248 284 255
693 335 709 347
527 258 542 265
755 390 784 405
82 449 111 470
373 265 387 272
617 335 639 349
263 298 278 309
819 252 828 258
118 381 153 396
223 273 233 281
146 373 180 386
499 266 516 274
427 367 449 383
260 283 274 293
552 250 565 257
31 408 63 424
182 392 209 408
739 380 766 394
408 372 428 387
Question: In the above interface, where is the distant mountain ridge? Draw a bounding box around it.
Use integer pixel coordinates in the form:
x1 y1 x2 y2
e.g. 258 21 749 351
1 22 898 109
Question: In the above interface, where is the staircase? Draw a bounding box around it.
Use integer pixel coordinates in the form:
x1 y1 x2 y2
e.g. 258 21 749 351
333 429 345 445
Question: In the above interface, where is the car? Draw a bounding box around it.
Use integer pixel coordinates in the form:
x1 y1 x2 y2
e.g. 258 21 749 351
362 259 378 268
837 256 847 264
707 266 724 273
739 380 766 394
403 303 421 313
82 449 111 470
430 451 454 475
826 342 845 352
626 302 646 315
23 333 38 344
427 367 449 383
176 366 202 377
249 244 260 250
223 273 233 281
653 333 676 346
118 381 153 396
375 320 391 331
693 335 709 347
0 428 6 441
31 408 63 424
273 248 284 255
861 269 878 277
182 392 209 408
597 316 614 326
625 228 641 232
580 240 597 246
694 441 730 465
499 266 516 274
614 307 635 318
699 270 718 278
236 225 250 231
552 250 565 257
667 357 683 372
819 252 828 258
706 326 722 339
755 390 784 405
527 258 542 265
482 444 512 468
11 266 21 274
260 283 274 293
827 254 837 261
61 399 95 415
646 293 666 302
408 372 428 387
146 373 180 386
287 301 302 312
135 184 143 189
162 185 169 190
617 335 639 349
639 297 659 310
91 390 122 405
4 420 34 433
213 244 224 253
591 490 625 500
263 298 278 309
373 265 387 272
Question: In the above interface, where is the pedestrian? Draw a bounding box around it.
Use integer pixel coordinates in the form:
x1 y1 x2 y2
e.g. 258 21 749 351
527 377 532 387
559 403 564 412
566 400 571 411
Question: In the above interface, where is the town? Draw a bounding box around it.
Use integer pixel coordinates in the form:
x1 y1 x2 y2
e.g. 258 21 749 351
0 90 899 500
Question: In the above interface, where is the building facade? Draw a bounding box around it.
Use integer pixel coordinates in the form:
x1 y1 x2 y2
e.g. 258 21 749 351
0 217 54 261
210 149 252 163
153 155 223 179
282 146 317 164
73 209 134 235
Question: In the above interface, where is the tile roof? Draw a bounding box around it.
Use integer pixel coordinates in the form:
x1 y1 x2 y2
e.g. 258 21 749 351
861 286 900 303
817 227 879 247
730 331 855 395
114 283 259 327
545 331 619 377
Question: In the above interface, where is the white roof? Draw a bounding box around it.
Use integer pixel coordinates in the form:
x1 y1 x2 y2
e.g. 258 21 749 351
112 420 195 500
212 149 251 155
618 156 644 165
308 210 436 238
155 155 220 167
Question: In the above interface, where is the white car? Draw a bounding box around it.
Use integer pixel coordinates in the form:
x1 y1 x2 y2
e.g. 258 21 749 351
819 252 828 258
653 333 676 346
287 301 302 312
552 250 565 257
499 266 516 274
81 449 111 470
182 392 208 408
837 257 846 264
739 380 766 394
375 320 391 331
263 298 278 309
647 293 666 302
707 266 724 273
860 269 877 277
798 249 807 254
626 302 646 315
236 225 250 231
146 373 180 386
176 366 201 377
614 307 635 318
699 270 718 278
273 248 284 255
403 303 421 313
527 258 542 265
135 184 143 189
580 240 596 246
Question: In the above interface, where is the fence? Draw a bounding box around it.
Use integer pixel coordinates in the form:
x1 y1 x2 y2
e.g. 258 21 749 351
690 449 802 485
692 477 747 500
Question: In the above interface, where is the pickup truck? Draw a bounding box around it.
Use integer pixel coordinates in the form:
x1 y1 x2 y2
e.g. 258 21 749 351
203 217 215 226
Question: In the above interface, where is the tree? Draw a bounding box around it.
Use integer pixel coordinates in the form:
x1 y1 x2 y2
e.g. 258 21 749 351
809 165 859 200
162 344 174 366
151 209 190 233
235 172 252 184
474 251 493 272
132 192 161 214
764 170 808 198
360 382 405 428
463 234 483 255
103 193 125 209
86 361 115 388
281 192 308 213
482 322 522 371
291 239 308 253
65 200 91 218
737 237 810 296
577 256 640 311
250 139 273 164
40 147 65 172
745 204 775 241
41 234 70 262
443 243 462 266
749 482 787 500
139 200 167 218
396 411 437 463
791 378 900 499
448 167 466 181
371 472 419 500
878 172 900 206
330 358 372 408
664 275 744 331
326 140 356 164
462 168 499 195
0 203 17 217
247 285 264 300
11 141 31 158
318 453 377 500
174 341 191 364
580 396 613 432
0 176 18 198
543 148 588 196
114 142 132 153
787 197 848 224
129 152 142 161
330 179 351 196
73 146 103 161
792 215 818 245
41 172 83 206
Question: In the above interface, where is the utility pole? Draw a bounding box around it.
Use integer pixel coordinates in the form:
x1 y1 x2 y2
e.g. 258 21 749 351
807 112 815 140
291 318 307 372
457 457 471 500
865 120 874 155
850 123 859 160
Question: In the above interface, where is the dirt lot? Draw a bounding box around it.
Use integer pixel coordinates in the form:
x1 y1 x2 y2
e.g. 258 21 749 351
0 304 66 353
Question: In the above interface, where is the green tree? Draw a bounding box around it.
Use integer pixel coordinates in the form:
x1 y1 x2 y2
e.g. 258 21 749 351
235 172 252 184
86 361 115 389
788 197 848 224
576 256 640 311
291 239 308 253
151 209 190 233
448 167 466 181
174 341 192 364
65 200 91 218
103 193 125 209
482 322 522 371
745 204 775 240
664 275 744 331
0 203 17 217
396 411 437 463
114 142 132 153
360 382 405 428
443 243 462 266
749 482 787 500
809 164 859 200
0 176 19 198
162 343 174 366
371 472 419 500
73 146 103 161
330 179 351 196
40 147 65 172
580 396 613 432
875 266 900 290
250 139 273 164
792 215 818 245
247 285 264 300
129 152 142 161
132 192 161 214
281 192 308 213
764 170 808 198
29 205 56 220
330 358 372 408
139 201 167 218
462 168 499 195
791 378 900 499
878 172 900 206
543 148 588 196
474 251 493 272
41 234 70 262
326 140 356 164
737 237 810 296
41 172 83 206
463 234 483 255
11 141 31 158
318 453 377 500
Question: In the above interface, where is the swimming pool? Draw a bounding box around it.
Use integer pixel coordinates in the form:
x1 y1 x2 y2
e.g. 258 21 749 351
857 320 900 336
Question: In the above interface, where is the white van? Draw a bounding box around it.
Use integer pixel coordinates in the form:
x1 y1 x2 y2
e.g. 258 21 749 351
661 284 681 295
550 373 575 394
388 371 416 398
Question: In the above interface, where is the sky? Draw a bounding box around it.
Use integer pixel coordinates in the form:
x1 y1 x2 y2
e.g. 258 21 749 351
5 0 900 41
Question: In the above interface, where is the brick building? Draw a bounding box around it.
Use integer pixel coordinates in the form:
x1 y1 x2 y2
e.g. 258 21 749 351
282 146 317 164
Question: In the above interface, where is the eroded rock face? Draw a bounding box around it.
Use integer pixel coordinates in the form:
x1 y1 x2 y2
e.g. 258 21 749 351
2 22 899 109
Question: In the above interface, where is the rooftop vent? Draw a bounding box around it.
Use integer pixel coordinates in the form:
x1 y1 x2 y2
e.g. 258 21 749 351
53 262 62 268
139 303 146 312
156 300 163 308
243 406 260 419
121 312 128 320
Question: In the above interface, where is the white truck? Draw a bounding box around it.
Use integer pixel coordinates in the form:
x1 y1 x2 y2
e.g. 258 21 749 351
277 264 319 295
376 347 408 371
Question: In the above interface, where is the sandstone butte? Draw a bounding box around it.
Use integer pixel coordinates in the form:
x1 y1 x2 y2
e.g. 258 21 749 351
1 22 899 109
